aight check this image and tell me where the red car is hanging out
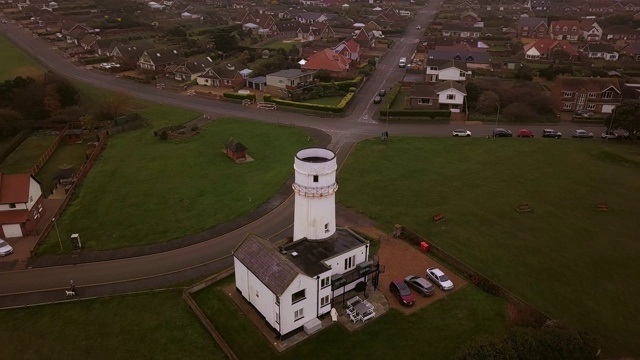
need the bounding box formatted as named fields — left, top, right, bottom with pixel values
left=389, top=280, right=416, bottom=306
left=517, top=129, right=534, bottom=138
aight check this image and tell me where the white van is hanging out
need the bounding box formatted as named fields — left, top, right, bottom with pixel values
left=399, top=57, right=407, bottom=68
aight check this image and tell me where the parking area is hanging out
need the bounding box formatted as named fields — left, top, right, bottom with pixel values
left=378, top=235, right=467, bottom=314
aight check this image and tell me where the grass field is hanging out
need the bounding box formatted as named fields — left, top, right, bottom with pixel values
left=303, top=96, right=344, bottom=106
left=0, top=132, right=56, bottom=174
left=0, top=34, right=45, bottom=80
left=37, top=114, right=314, bottom=254
left=262, top=40, right=297, bottom=51
left=193, top=281, right=507, bottom=359
left=35, top=142, right=89, bottom=195
left=336, top=137, right=640, bottom=357
left=0, top=291, right=225, bottom=360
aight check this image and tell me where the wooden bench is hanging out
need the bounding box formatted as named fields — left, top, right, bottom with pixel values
left=596, top=203, right=609, bottom=211
left=516, top=203, right=532, bottom=212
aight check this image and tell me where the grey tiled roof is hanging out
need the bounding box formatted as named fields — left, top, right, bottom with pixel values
left=234, top=233, right=300, bottom=296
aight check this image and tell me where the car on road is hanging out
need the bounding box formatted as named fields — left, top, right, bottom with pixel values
left=0, top=239, right=13, bottom=257
left=404, top=275, right=435, bottom=297
left=416, top=25, right=421, bottom=30
left=373, top=96, right=382, bottom=104
left=492, top=128, right=513, bottom=137
left=601, top=131, right=619, bottom=140
left=517, top=129, right=535, bottom=138
left=452, top=129, right=471, bottom=137
left=426, top=267, right=454, bottom=291
left=378, top=89, right=386, bottom=97
left=575, top=110, right=595, bottom=118
left=572, top=129, right=594, bottom=138
left=542, top=129, right=562, bottom=138
left=389, top=279, right=416, bottom=306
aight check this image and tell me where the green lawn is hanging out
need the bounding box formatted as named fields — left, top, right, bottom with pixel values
left=37, top=114, right=314, bottom=254
left=35, top=142, right=89, bottom=195
left=193, top=281, right=507, bottom=359
left=0, top=34, right=45, bottom=80
left=0, top=132, right=56, bottom=174
left=336, top=137, right=640, bottom=357
left=262, top=40, right=296, bottom=51
left=303, top=96, right=344, bottom=106
left=0, top=291, right=225, bottom=360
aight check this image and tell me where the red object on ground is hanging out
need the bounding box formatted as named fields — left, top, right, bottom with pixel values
left=420, top=242, right=429, bottom=253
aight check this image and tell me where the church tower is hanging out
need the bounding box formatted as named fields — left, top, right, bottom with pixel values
left=292, top=148, right=338, bottom=241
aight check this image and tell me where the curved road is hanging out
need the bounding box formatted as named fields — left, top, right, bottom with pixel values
left=0, top=0, right=603, bottom=306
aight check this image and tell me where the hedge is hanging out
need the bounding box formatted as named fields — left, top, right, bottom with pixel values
left=379, top=109, right=452, bottom=118
left=223, top=92, right=257, bottom=102
left=317, top=76, right=363, bottom=92
left=264, top=91, right=355, bottom=113
left=81, top=56, right=111, bottom=65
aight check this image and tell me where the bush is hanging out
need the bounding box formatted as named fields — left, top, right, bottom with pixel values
left=223, top=92, right=256, bottom=102
left=191, top=125, right=199, bottom=132
left=264, top=90, right=356, bottom=113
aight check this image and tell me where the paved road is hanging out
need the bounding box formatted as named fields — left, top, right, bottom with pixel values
left=0, top=1, right=605, bottom=306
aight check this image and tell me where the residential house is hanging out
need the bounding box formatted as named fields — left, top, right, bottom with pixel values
left=425, top=59, right=471, bottom=82
left=428, top=43, right=492, bottom=69
left=0, top=173, right=44, bottom=238
left=333, top=39, right=361, bottom=63
left=296, top=12, right=329, bottom=24
left=297, top=23, right=335, bottom=41
left=580, top=43, right=619, bottom=61
left=523, top=38, right=579, bottom=61
left=408, top=81, right=467, bottom=112
left=229, top=10, right=256, bottom=24
left=621, top=41, right=640, bottom=60
left=302, top=48, right=351, bottom=75
left=529, top=0, right=553, bottom=12
left=580, top=19, right=603, bottom=42
left=441, top=24, right=481, bottom=38
left=459, top=10, right=481, bottom=24
left=352, top=29, right=376, bottom=49
left=550, top=76, right=621, bottom=113
left=549, top=20, right=581, bottom=41
left=138, top=48, right=182, bottom=72
left=92, top=38, right=129, bottom=56
left=604, top=26, right=640, bottom=41
left=195, top=65, right=244, bottom=89
left=517, top=17, right=548, bottom=38
left=111, top=43, right=154, bottom=64
left=169, top=58, right=215, bottom=81
left=265, top=69, right=316, bottom=98
left=79, top=34, right=99, bottom=51
left=66, top=27, right=88, bottom=45
left=262, top=19, right=301, bottom=36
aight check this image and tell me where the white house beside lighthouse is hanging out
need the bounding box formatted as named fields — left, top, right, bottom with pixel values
left=233, top=147, right=379, bottom=337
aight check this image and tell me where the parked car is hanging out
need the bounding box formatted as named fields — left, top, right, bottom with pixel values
left=389, top=279, right=416, bottom=306
left=601, top=129, right=629, bottom=140
left=575, top=110, right=595, bottom=118
left=378, top=89, right=387, bottom=97
left=492, top=128, right=512, bottom=137
left=517, top=129, right=535, bottom=138
left=404, top=275, right=435, bottom=297
left=452, top=129, right=471, bottom=137
left=373, top=96, right=382, bottom=104
left=572, top=130, right=594, bottom=138
left=426, top=267, right=454, bottom=291
left=416, top=25, right=421, bottom=30
left=0, top=239, right=13, bottom=257
left=542, top=129, right=562, bottom=138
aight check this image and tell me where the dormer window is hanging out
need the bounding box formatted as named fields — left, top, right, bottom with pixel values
left=562, top=26, right=568, bottom=31
left=602, top=91, right=613, bottom=99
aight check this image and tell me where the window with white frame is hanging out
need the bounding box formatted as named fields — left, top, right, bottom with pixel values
left=344, top=255, right=356, bottom=270
left=418, top=98, right=432, bottom=105
left=562, top=91, right=573, bottom=98
left=294, top=308, right=304, bottom=321
left=602, top=91, right=613, bottom=99
left=588, top=92, right=596, bottom=98
left=562, top=102, right=573, bottom=109
left=459, top=71, right=467, bottom=78
left=447, top=94, right=455, bottom=100
left=292, top=289, right=306, bottom=304
left=587, top=103, right=596, bottom=110
left=320, top=295, right=330, bottom=307
left=429, top=66, right=438, bottom=71
left=320, top=277, right=330, bottom=289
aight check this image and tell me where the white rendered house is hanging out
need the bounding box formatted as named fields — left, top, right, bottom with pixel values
left=0, top=173, right=45, bottom=238
left=425, top=59, right=471, bottom=82
left=233, top=148, right=377, bottom=337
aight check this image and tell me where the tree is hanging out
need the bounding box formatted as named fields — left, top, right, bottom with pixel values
left=211, top=26, right=240, bottom=54
left=502, top=102, right=537, bottom=122
left=607, top=99, right=640, bottom=139
left=0, top=109, right=27, bottom=136
left=465, top=81, right=481, bottom=109
left=288, top=45, right=300, bottom=58
left=314, top=70, right=332, bottom=82
left=552, top=49, right=571, bottom=64
left=475, top=91, right=499, bottom=115
left=515, top=65, right=533, bottom=81
left=43, top=84, right=62, bottom=116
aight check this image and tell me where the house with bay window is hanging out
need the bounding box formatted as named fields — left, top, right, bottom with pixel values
left=550, top=77, right=621, bottom=114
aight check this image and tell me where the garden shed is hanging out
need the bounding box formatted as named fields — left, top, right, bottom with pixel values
left=224, top=137, right=249, bottom=162
left=64, top=128, right=83, bottom=144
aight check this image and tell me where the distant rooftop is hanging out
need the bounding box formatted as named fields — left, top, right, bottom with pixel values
left=283, top=228, right=368, bottom=277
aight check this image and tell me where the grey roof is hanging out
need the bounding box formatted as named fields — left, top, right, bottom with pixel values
left=233, top=233, right=300, bottom=296
left=441, top=23, right=481, bottom=32
left=268, top=69, right=315, bottom=79
left=282, top=228, right=367, bottom=277
left=427, top=59, right=468, bottom=71
left=247, top=76, right=267, bottom=84
left=581, top=43, right=617, bottom=53
left=434, top=80, right=467, bottom=95
left=518, top=17, right=547, bottom=28
left=410, top=84, right=437, bottom=98
left=428, top=50, right=491, bottom=64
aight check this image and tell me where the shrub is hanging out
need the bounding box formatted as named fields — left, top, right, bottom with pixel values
left=223, top=92, right=256, bottom=102
left=191, top=125, right=199, bottom=132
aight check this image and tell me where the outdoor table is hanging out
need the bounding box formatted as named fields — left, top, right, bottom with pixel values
left=354, top=302, right=369, bottom=316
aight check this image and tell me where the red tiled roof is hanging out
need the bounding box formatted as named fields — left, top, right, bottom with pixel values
left=523, top=39, right=578, bottom=56
left=0, top=173, right=31, bottom=204
left=0, top=209, right=28, bottom=225
left=302, top=48, right=351, bottom=72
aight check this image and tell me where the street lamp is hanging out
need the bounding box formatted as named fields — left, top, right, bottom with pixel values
left=495, top=102, right=500, bottom=128
left=52, top=217, right=63, bottom=251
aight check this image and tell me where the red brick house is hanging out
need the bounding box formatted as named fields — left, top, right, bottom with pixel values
left=517, top=17, right=548, bottom=38
left=549, top=20, right=581, bottom=41
left=523, top=39, right=578, bottom=62
left=459, top=10, right=481, bottom=24
left=550, top=77, right=622, bottom=114
left=301, top=48, right=351, bottom=75
left=333, top=39, right=361, bottom=63
left=195, top=66, right=245, bottom=89
left=352, top=28, right=376, bottom=49
left=0, top=173, right=45, bottom=238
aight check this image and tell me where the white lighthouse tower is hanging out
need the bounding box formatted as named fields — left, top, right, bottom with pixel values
left=292, top=148, right=338, bottom=241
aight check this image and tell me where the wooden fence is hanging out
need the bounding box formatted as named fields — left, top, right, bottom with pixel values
left=30, top=124, right=70, bottom=176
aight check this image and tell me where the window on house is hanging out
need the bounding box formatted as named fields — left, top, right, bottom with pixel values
left=275, top=312, right=280, bottom=324
left=562, top=91, right=573, bottom=98
left=447, top=94, right=455, bottom=100
left=588, top=92, right=596, bottom=98
left=344, top=255, right=356, bottom=270
left=602, top=91, right=613, bottom=99
left=292, top=289, right=306, bottom=304
left=459, top=71, right=467, bottom=78
left=275, top=296, right=280, bottom=305
left=294, top=308, right=304, bottom=321
left=563, top=102, right=573, bottom=109
left=313, top=175, right=319, bottom=182
left=278, top=79, right=284, bottom=84
left=562, top=26, right=568, bottom=31
left=320, top=277, right=330, bottom=289
left=587, top=103, right=596, bottom=110
left=324, top=223, right=329, bottom=233
left=418, top=98, right=432, bottom=105
left=429, top=66, right=438, bottom=71
left=320, top=295, right=330, bottom=307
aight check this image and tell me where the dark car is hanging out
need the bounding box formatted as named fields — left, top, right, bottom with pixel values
left=404, top=275, right=435, bottom=297
left=389, top=280, right=416, bottom=306
left=542, top=129, right=562, bottom=138
left=517, top=129, right=534, bottom=138
left=373, top=96, right=382, bottom=104
left=378, top=89, right=387, bottom=97
left=492, top=128, right=513, bottom=137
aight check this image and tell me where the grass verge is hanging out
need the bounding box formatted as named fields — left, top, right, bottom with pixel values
left=0, top=34, right=45, bottom=81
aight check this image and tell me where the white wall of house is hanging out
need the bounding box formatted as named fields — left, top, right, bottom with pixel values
left=323, top=246, right=369, bottom=276
left=525, top=48, right=541, bottom=59
left=266, top=75, right=300, bottom=89
left=2, top=224, right=23, bottom=238
left=27, top=177, right=42, bottom=211
left=234, top=258, right=280, bottom=328
left=0, top=203, right=26, bottom=211
left=437, top=89, right=466, bottom=112
left=438, top=67, right=469, bottom=81
left=278, top=273, right=318, bottom=335
left=601, top=104, right=616, bottom=113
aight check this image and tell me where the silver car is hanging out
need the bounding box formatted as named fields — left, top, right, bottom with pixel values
left=572, top=130, right=594, bottom=139
left=0, top=239, right=13, bottom=257
left=404, top=275, right=435, bottom=296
